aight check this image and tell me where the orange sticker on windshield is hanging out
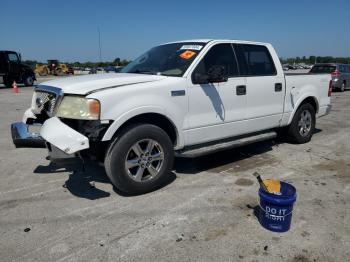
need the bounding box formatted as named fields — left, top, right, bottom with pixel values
left=179, top=50, right=196, bottom=59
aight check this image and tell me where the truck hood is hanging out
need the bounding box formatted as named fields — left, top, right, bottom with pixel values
left=38, top=73, right=167, bottom=95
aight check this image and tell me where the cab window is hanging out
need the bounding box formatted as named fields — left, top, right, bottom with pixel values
left=8, top=53, right=19, bottom=63
left=192, top=43, right=239, bottom=81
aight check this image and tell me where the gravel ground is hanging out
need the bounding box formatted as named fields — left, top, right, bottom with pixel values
left=0, top=79, right=349, bottom=262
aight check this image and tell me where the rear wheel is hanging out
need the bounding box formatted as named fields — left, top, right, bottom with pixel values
left=287, top=103, right=315, bottom=144
left=104, top=124, right=174, bottom=195
left=39, top=69, right=48, bottom=76
left=56, top=68, right=64, bottom=76
left=23, top=75, right=34, bottom=86
left=340, top=82, right=346, bottom=92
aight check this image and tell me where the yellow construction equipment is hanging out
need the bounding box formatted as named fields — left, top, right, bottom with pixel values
left=35, top=60, right=73, bottom=76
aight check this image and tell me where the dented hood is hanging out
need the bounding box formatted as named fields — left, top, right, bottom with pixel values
left=38, top=73, right=167, bottom=95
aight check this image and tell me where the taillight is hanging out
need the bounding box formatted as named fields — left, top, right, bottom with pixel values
left=331, top=70, right=341, bottom=78
left=328, top=80, right=332, bottom=97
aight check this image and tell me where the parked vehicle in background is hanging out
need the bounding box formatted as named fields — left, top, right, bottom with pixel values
left=115, top=66, right=124, bottom=72
left=11, top=39, right=332, bottom=194
left=310, top=63, right=350, bottom=92
left=88, top=67, right=105, bottom=74
left=0, top=50, right=36, bottom=88
left=104, top=65, right=117, bottom=73
left=287, top=65, right=297, bottom=70
left=282, top=64, right=290, bottom=71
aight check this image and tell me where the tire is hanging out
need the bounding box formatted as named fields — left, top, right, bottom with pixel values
left=56, top=69, right=64, bottom=76
left=104, top=123, right=174, bottom=195
left=3, top=77, right=13, bottom=88
left=340, top=82, right=346, bottom=92
left=39, top=70, right=48, bottom=76
left=23, top=75, right=34, bottom=86
left=287, top=103, right=316, bottom=144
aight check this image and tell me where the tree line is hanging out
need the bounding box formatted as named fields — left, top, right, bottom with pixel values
left=22, top=58, right=131, bottom=69
left=280, top=56, right=350, bottom=65
left=22, top=56, right=350, bottom=70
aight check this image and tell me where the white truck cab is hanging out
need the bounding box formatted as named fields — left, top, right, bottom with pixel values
left=11, top=39, right=332, bottom=194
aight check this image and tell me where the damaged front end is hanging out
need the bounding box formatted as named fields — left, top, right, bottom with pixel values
left=11, top=85, right=110, bottom=162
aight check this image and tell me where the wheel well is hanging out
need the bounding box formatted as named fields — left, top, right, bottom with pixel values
left=117, top=113, right=178, bottom=146
left=301, top=97, right=318, bottom=113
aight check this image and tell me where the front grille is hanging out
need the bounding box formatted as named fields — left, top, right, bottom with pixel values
left=35, top=91, right=57, bottom=116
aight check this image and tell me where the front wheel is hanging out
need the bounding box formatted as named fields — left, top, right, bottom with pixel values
left=23, top=75, right=34, bottom=86
left=104, top=124, right=174, bottom=195
left=287, top=103, right=316, bottom=144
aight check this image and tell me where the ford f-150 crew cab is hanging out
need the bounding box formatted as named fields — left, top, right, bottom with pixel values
left=11, top=39, right=332, bottom=194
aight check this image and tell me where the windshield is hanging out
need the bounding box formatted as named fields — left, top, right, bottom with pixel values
left=121, top=42, right=207, bottom=77
left=310, top=65, right=336, bottom=73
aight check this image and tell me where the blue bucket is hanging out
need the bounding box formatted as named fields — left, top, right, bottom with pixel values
left=258, top=182, right=297, bottom=232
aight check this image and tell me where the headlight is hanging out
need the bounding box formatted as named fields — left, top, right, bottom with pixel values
left=56, top=96, right=100, bottom=120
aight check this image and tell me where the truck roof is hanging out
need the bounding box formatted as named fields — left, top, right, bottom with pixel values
left=164, top=39, right=269, bottom=46
left=0, top=50, right=18, bottom=53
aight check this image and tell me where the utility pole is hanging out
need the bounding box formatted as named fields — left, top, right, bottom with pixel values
left=98, top=27, right=102, bottom=62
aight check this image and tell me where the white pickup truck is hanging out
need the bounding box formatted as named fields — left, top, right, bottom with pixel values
left=11, top=39, right=332, bottom=194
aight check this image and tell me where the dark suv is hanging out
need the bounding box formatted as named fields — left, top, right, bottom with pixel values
left=0, top=51, right=36, bottom=88
left=310, top=63, right=350, bottom=92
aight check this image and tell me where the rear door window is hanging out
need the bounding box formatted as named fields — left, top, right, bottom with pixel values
left=234, top=44, right=276, bottom=76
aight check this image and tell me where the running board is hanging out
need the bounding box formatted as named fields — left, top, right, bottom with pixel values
left=175, top=131, right=277, bottom=158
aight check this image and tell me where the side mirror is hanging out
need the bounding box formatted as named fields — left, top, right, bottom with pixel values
left=192, top=65, right=228, bottom=85
left=207, top=65, right=228, bottom=83
left=193, top=72, right=209, bottom=85
left=19, top=53, right=22, bottom=62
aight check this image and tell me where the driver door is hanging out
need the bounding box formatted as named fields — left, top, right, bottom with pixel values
left=185, top=43, right=247, bottom=146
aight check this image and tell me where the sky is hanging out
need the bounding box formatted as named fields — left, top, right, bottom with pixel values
left=1, top=0, right=349, bottom=62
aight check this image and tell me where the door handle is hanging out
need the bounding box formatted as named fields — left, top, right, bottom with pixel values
left=236, top=85, right=246, bottom=96
left=275, top=83, right=283, bottom=92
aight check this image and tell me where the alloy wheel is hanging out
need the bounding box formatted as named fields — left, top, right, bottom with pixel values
left=298, top=110, right=312, bottom=137
left=125, top=139, right=164, bottom=182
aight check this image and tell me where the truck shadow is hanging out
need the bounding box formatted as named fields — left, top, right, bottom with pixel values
left=34, top=160, right=177, bottom=199
left=34, top=161, right=112, bottom=199
left=174, top=140, right=277, bottom=174
left=33, top=129, right=322, bottom=198
left=175, top=128, right=322, bottom=174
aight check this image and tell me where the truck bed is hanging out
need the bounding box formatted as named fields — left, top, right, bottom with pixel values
left=282, top=73, right=331, bottom=125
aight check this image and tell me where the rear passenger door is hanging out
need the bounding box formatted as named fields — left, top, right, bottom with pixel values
left=234, top=44, right=285, bottom=131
